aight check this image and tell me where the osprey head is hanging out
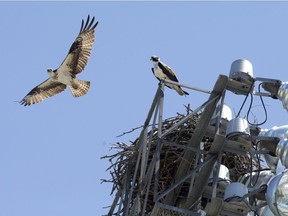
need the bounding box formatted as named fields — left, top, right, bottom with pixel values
left=150, top=55, right=160, bottom=62
left=47, top=68, right=56, bottom=77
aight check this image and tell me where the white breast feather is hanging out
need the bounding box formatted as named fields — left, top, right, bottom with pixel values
left=57, top=66, right=73, bottom=86
left=154, top=68, right=167, bottom=80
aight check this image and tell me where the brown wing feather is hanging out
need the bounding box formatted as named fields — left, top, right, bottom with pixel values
left=20, top=78, right=67, bottom=106
left=158, top=61, right=189, bottom=96
left=59, top=15, right=98, bottom=76
left=158, top=61, right=179, bottom=82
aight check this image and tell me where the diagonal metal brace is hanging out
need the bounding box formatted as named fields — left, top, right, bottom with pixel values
left=163, top=74, right=229, bottom=205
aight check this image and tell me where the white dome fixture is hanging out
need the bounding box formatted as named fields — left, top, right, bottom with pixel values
left=210, top=103, right=232, bottom=127
left=209, top=164, right=230, bottom=183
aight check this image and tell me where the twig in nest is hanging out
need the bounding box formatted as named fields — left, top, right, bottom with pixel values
left=116, top=123, right=162, bottom=138
left=116, top=125, right=144, bottom=137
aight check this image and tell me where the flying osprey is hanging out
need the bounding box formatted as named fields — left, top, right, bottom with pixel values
left=20, top=15, right=98, bottom=106
left=150, top=56, right=189, bottom=96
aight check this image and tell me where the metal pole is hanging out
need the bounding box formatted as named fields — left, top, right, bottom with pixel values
left=183, top=134, right=226, bottom=210
left=123, top=85, right=163, bottom=215
left=211, top=91, right=226, bottom=199
left=156, top=155, right=217, bottom=202
left=164, top=75, right=228, bottom=205
left=163, top=79, right=211, bottom=94
left=154, top=81, right=165, bottom=199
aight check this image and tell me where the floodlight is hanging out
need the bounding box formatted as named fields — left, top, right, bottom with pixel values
left=266, top=170, right=288, bottom=216
left=210, top=104, right=232, bottom=126
left=239, top=170, right=274, bottom=189
left=209, top=164, right=230, bottom=183
left=257, top=205, right=274, bottom=216
left=224, top=182, right=248, bottom=202
left=226, top=118, right=250, bottom=140
left=261, top=125, right=288, bottom=139
left=217, top=164, right=230, bottom=181
left=261, top=79, right=282, bottom=99
left=219, top=104, right=233, bottom=121
left=259, top=126, right=288, bottom=170
left=278, top=82, right=288, bottom=111
left=264, top=154, right=279, bottom=171
left=229, top=59, right=254, bottom=86
left=276, top=139, right=288, bottom=168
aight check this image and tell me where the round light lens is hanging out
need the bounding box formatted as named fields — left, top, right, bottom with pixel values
left=266, top=170, right=288, bottom=216
left=277, top=170, right=288, bottom=215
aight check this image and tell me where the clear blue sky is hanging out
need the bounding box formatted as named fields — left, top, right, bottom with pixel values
left=1, top=2, right=288, bottom=216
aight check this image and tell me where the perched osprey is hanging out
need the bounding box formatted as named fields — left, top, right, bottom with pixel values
left=150, top=56, right=189, bottom=96
left=20, top=15, right=98, bottom=106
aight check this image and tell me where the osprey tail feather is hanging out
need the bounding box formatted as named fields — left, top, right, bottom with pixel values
left=175, top=86, right=189, bottom=96
left=70, top=79, right=90, bottom=97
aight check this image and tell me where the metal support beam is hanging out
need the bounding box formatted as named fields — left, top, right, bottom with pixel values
left=226, top=78, right=252, bottom=95
left=183, top=134, right=226, bottom=210
left=154, top=81, right=165, bottom=200
left=152, top=202, right=202, bottom=216
left=135, top=85, right=163, bottom=150
left=122, top=84, right=163, bottom=215
left=155, top=155, right=217, bottom=202
left=159, top=94, right=220, bottom=139
left=163, top=79, right=211, bottom=94
left=163, top=74, right=229, bottom=205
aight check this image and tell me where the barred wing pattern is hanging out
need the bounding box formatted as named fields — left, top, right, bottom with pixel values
left=20, top=79, right=67, bottom=106
left=60, top=15, right=98, bottom=76
left=20, top=15, right=98, bottom=106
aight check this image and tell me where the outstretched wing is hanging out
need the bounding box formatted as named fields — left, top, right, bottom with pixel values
left=20, top=78, right=67, bottom=106
left=58, top=15, right=98, bottom=77
left=158, top=61, right=180, bottom=82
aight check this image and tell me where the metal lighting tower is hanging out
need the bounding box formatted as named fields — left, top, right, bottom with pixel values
left=105, top=59, right=288, bottom=216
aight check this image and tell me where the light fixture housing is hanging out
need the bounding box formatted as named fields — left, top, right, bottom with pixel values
left=226, top=117, right=250, bottom=140
left=277, top=82, right=288, bottom=111
left=261, top=125, right=288, bottom=139
left=257, top=205, right=275, bottom=216
left=224, top=182, right=248, bottom=202
left=276, top=139, right=288, bottom=168
left=209, top=164, right=230, bottom=183
left=229, top=59, right=254, bottom=86
left=210, top=104, right=232, bottom=126
left=266, top=170, right=288, bottom=216
left=264, top=154, right=279, bottom=171
left=259, top=126, right=288, bottom=170
left=239, top=170, right=274, bottom=189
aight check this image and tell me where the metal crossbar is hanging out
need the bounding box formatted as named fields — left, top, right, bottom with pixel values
left=162, top=79, right=211, bottom=94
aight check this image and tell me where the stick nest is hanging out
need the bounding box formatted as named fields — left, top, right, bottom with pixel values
left=101, top=107, right=259, bottom=215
